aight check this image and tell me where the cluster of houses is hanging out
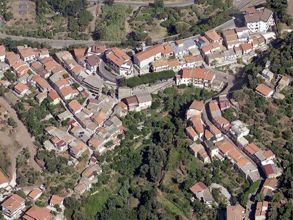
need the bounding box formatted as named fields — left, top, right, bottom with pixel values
left=100, top=6, right=276, bottom=80
left=0, top=176, right=65, bottom=220
left=255, top=62, right=291, bottom=99
left=185, top=94, right=282, bottom=217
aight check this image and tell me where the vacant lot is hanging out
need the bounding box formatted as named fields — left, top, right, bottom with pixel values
left=6, top=0, right=36, bottom=26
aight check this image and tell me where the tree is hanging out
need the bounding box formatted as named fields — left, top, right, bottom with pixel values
left=7, top=117, right=17, bottom=128
left=154, top=0, right=164, bottom=8
left=104, top=0, right=114, bottom=6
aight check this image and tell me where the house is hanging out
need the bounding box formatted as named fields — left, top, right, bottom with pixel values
left=213, top=116, right=230, bottom=132
left=184, top=55, right=204, bottom=68
left=208, top=101, right=221, bottom=119
left=170, top=39, right=197, bottom=58
left=28, top=188, right=43, bottom=201
left=49, top=195, right=64, bottom=207
left=218, top=95, right=231, bottom=111
left=201, top=42, right=221, bottom=55
left=88, top=43, right=106, bottom=55
left=226, top=204, right=245, bottom=220
left=277, top=75, right=291, bottom=91
left=91, top=111, right=106, bottom=127
left=133, top=43, right=173, bottom=69
left=81, top=164, right=102, bottom=181
left=105, top=47, right=133, bottom=77
left=113, top=101, right=128, bottom=117
left=23, top=206, right=52, bottom=220
left=229, top=120, right=250, bottom=141
left=255, top=83, right=274, bottom=98
left=208, top=124, right=223, bottom=142
left=69, top=141, right=87, bottom=158
left=190, top=182, right=214, bottom=207
left=235, top=27, right=250, bottom=39
left=0, top=45, right=6, bottom=62
left=68, top=100, right=83, bottom=114
left=85, top=55, right=100, bottom=72
left=1, top=194, right=26, bottom=218
left=240, top=43, right=253, bottom=54
left=73, top=48, right=87, bottom=65
left=260, top=178, right=278, bottom=200
left=74, top=178, right=92, bottom=195
left=35, top=48, right=50, bottom=59
left=186, top=126, right=198, bottom=141
left=176, top=68, right=215, bottom=88
left=186, top=100, right=204, bottom=119
left=190, top=116, right=204, bottom=137
left=255, top=201, right=269, bottom=220
left=30, top=75, right=52, bottom=92
left=244, top=7, right=274, bottom=33
left=123, top=96, right=139, bottom=112
left=0, top=169, right=9, bottom=189
left=17, top=46, right=36, bottom=62
left=14, top=82, right=29, bottom=97
left=262, top=163, right=282, bottom=178
left=59, top=86, right=79, bottom=100
left=50, top=136, right=68, bottom=152
left=47, top=89, right=61, bottom=105
left=151, top=59, right=181, bottom=72
left=35, top=91, right=47, bottom=104
left=136, top=92, right=152, bottom=111
left=204, top=30, right=222, bottom=43
left=222, top=29, right=240, bottom=49
left=189, top=142, right=210, bottom=164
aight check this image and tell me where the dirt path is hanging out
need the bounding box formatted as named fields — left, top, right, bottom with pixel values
left=288, top=0, right=293, bottom=18
left=0, top=97, right=42, bottom=173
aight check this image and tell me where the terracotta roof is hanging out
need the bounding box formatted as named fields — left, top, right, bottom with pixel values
left=88, top=137, right=102, bottom=150
left=0, top=169, right=9, bottom=185
left=106, top=47, right=130, bottom=67
left=23, top=206, right=52, bottom=220
left=226, top=204, right=245, bottom=220
left=73, top=48, right=87, bottom=59
left=214, top=116, right=230, bottom=126
left=17, top=46, right=36, bottom=59
left=204, top=129, right=214, bottom=140
left=135, top=43, right=172, bottom=61
left=240, top=43, right=253, bottom=51
left=91, top=111, right=106, bottom=125
left=255, top=201, right=269, bottom=217
left=245, top=143, right=260, bottom=155
left=236, top=157, right=250, bottom=167
left=86, top=55, right=100, bottom=67
left=14, top=82, right=29, bottom=93
left=47, top=90, right=60, bottom=101
left=60, top=86, right=78, bottom=98
left=204, top=30, right=221, bottom=42
left=190, top=117, right=204, bottom=134
left=55, top=79, right=70, bottom=89
left=184, top=55, right=203, bottom=63
left=255, top=84, right=273, bottom=97
left=180, top=68, right=215, bottom=81
left=217, top=140, right=234, bottom=154
left=190, top=182, right=208, bottom=194
left=49, top=195, right=63, bottom=206
left=263, top=178, right=278, bottom=190
left=208, top=124, right=221, bottom=136
left=201, top=42, right=220, bottom=53
left=228, top=149, right=243, bottom=162
left=1, top=194, right=25, bottom=214
left=0, top=45, right=6, bottom=56
left=28, top=188, right=42, bottom=200
left=209, top=101, right=220, bottom=112
left=186, top=126, right=197, bottom=138
left=68, top=100, right=82, bottom=113
left=262, top=164, right=274, bottom=176
left=124, top=96, right=138, bottom=106
left=189, top=100, right=204, bottom=111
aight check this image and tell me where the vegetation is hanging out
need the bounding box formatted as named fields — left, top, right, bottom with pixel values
left=94, top=4, right=131, bottom=41
left=64, top=86, right=248, bottom=219
left=233, top=32, right=293, bottom=219
left=121, top=70, right=175, bottom=88
left=267, top=0, right=292, bottom=25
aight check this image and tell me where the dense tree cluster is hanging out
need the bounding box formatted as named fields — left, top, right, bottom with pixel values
left=121, top=70, right=175, bottom=88
left=267, top=0, right=292, bottom=25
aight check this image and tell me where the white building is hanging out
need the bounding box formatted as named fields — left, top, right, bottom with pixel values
left=244, top=7, right=275, bottom=33
left=230, top=120, right=250, bottom=140
left=176, top=68, right=215, bottom=88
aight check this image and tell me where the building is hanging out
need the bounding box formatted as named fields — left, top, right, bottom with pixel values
left=85, top=55, right=100, bottom=72
left=0, top=169, right=9, bottom=189
left=186, top=100, right=204, bottom=119
left=133, top=43, right=173, bottom=69
left=1, top=194, right=26, bottom=218
left=255, top=83, right=274, bottom=98
left=262, top=163, right=282, bottom=178
left=190, top=182, right=214, bottom=207
left=47, top=89, right=61, bottom=105
left=176, top=68, right=215, bottom=88
left=28, top=188, right=43, bottom=201
left=183, top=55, right=204, bottom=68
left=14, top=82, right=29, bottom=97
left=226, top=204, right=245, bottom=220
left=240, top=43, right=253, bottom=55
left=260, top=178, right=278, bottom=200
left=69, top=141, right=87, bottom=158
left=17, top=46, right=36, bottom=62
left=203, top=30, right=222, bottom=43
left=208, top=101, right=221, bottom=119
left=105, top=48, right=133, bottom=77
left=151, top=59, right=180, bottom=72
left=190, top=116, right=204, bottom=139
left=222, top=29, right=241, bottom=49
left=255, top=201, right=269, bottom=220
left=0, top=45, right=6, bottom=62
left=170, top=39, right=197, bottom=58
left=23, top=206, right=52, bottom=220
left=244, top=7, right=274, bottom=33
left=230, top=120, right=250, bottom=141
left=49, top=195, right=64, bottom=207
left=136, top=92, right=152, bottom=111
left=68, top=100, right=83, bottom=115
left=186, top=126, right=198, bottom=141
